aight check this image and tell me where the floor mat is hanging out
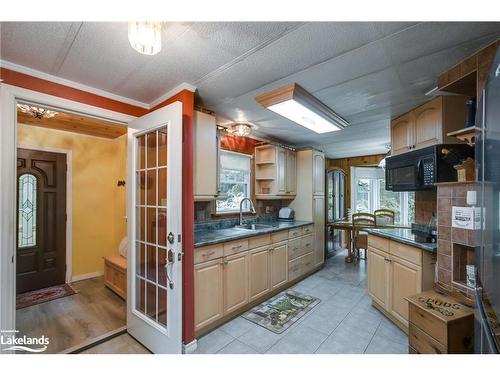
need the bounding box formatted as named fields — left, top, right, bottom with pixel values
left=16, top=284, right=77, bottom=310
left=242, top=290, right=320, bottom=334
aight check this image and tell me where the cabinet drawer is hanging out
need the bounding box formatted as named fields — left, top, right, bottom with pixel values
left=409, top=303, right=447, bottom=345
left=248, top=234, right=271, bottom=249
left=288, top=227, right=303, bottom=238
left=288, top=258, right=302, bottom=281
left=302, top=225, right=313, bottom=235
left=194, top=244, right=223, bottom=264
left=302, top=253, right=315, bottom=273
left=288, top=238, right=302, bottom=260
left=301, top=234, right=314, bottom=255
left=271, top=230, right=288, bottom=243
left=223, top=239, right=249, bottom=256
left=409, top=323, right=447, bottom=354
left=390, top=241, right=422, bottom=266
left=368, top=235, right=389, bottom=252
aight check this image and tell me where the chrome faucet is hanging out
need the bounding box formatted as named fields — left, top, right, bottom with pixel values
left=239, top=197, right=256, bottom=225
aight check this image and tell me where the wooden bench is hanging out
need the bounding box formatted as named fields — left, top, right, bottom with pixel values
left=103, top=255, right=127, bottom=300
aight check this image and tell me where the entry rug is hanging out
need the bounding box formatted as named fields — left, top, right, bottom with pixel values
left=16, top=284, right=76, bottom=310
left=242, top=290, right=320, bottom=334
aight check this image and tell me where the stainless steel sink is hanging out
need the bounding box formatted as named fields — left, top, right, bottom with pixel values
left=233, top=223, right=274, bottom=231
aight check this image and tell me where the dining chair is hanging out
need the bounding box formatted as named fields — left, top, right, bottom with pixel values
left=374, top=208, right=395, bottom=226
left=352, top=212, right=376, bottom=261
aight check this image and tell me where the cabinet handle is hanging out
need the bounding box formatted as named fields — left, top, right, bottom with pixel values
left=232, top=245, right=242, bottom=250
left=203, top=251, right=215, bottom=257
left=223, top=260, right=228, bottom=266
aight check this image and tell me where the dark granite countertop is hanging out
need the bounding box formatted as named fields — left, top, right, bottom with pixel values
left=195, top=220, right=313, bottom=248
left=365, top=228, right=437, bottom=253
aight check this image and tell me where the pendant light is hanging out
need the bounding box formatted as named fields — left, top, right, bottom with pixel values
left=128, top=22, right=163, bottom=56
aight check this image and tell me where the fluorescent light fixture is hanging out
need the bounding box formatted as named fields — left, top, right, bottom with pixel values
left=256, top=83, right=349, bottom=134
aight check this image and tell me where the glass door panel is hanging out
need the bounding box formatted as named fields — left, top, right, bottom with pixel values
left=135, top=128, right=169, bottom=329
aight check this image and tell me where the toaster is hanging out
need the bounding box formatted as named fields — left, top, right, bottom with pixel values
left=278, top=207, right=295, bottom=222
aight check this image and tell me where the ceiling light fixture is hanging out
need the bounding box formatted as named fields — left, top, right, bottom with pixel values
left=255, top=83, right=349, bottom=134
left=17, top=104, right=58, bottom=119
left=229, top=123, right=251, bottom=137
left=128, top=21, right=162, bottom=56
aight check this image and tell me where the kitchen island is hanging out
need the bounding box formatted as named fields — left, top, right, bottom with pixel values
left=365, top=228, right=437, bottom=333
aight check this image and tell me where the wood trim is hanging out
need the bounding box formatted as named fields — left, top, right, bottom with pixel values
left=255, top=83, right=296, bottom=108
left=1, top=68, right=148, bottom=117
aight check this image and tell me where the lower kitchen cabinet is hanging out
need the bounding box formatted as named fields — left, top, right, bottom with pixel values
left=367, top=234, right=435, bottom=330
left=194, top=259, right=224, bottom=331
left=249, top=246, right=271, bottom=302
left=270, top=243, right=288, bottom=290
left=223, top=252, right=249, bottom=314
left=367, top=247, right=390, bottom=309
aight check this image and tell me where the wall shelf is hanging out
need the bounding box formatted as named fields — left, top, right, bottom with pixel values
left=447, top=126, right=480, bottom=146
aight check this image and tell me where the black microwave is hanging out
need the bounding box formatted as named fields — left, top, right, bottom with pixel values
left=385, top=144, right=473, bottom=192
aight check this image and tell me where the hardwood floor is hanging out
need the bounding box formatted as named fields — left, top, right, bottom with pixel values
left=16, top=276, right=126, bottom=354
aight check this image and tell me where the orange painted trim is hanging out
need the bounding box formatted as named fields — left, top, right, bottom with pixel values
left=0, top=68, right=148, bottom=117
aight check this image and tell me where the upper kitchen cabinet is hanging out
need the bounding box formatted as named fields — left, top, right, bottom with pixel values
left=312, top=150, right=325, bottom=196
left=194, top=111, right=220, bottom=200
left=390, top=96, right=466, bottom=156
left=255, top=144, right=296, bottom=200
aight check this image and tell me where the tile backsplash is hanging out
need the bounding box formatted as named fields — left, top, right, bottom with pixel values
left=415, top=190, right=437, bottom=225
left=195, top=199, right=287, bottom=223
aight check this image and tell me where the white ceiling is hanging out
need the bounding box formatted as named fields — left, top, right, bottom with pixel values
left=1, top=22, right=500, bottom=158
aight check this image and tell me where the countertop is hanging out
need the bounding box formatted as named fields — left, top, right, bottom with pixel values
left=365, top=228, right=437, bottom=253
left=194, top=220, right=313, bottom=248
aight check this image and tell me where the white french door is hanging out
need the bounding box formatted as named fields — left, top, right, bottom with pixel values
left=126, top=101, right=183, bottom=354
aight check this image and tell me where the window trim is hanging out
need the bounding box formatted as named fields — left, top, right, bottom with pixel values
left=215, top=150, right=253, bottom=214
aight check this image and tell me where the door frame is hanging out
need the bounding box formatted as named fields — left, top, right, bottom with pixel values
left=0, top=83, right=135, bottom=337
left=17, top=143, right=73, bottom=283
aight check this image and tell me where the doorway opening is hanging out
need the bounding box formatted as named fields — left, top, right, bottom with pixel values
left=15, top=103, right=132, bottom=353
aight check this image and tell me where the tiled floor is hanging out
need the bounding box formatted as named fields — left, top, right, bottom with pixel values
left=192, top=250, right=408, bottom=354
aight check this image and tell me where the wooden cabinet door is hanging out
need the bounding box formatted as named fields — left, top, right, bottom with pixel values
left=391, top=113, right=413, bottom=155
left=367, top=247, right=390, bottom=309
left=249, top=246, right=271, bottom=302
left=194, top=111, right=218, bottom=200
left=286, top=150, right=297, bottom=196
left=313, top=196, right=325, bottom=266
left=413, top=97, right=442, bottom=150
left=389, top=256, right=422, bottom=327
left=276, top=147, right=287, bottom=195
left=312, top=151, right=325, bottom=195
left=223, top=252, right=249, bottom=314
left=194, top=259, right=224, bottom=331
left=270, top=243, right=288, bottom=290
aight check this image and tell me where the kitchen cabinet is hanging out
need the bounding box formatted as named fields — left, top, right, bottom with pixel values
left=249, top=246, right=271, bottom=302
left=270, top=243, right=288, bottom=290
left=255, top=145, right=297, bottom=199
left=367, top=247, right=390, bottom=309
left=367, top=234, right=435, bottom=330
left=194, top=110, right=220, bottom=200
left=194, top=259, right=224, bottom=331
left=390, top=96, right=466, bottom=156
left=223, top=252, right=249, bottom=315
left=312, top=150, right=325, bottom=196
left=313, top=195, right=325, bottom=267
left=391, top=113, right=413, bottom=155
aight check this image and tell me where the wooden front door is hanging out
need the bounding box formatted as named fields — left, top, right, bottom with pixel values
left=16, top=148, right=67, bottom=293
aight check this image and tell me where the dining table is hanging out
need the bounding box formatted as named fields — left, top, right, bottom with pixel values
left=328, top=220, right=410, bottom=263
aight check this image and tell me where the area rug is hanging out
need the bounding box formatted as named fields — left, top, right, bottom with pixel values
left=242, top=290, right=320, bottom=334
left=16, top=284, right=77, bottom=310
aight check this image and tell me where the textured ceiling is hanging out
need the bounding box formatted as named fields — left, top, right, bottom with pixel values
left=2, top=22, right=500, bottom=158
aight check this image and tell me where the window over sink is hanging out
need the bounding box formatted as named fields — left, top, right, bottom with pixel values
left=216, top=150, right=252, bottom=213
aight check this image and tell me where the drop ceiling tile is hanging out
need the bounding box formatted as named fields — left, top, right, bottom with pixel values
left=0, top=22, right=75, bottom=73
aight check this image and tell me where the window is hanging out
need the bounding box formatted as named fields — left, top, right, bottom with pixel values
left=216, top=151, right=252, bottom=213
left=351, top=167, right=415, bottom=225
left=18, top=173, right=37, bottom=248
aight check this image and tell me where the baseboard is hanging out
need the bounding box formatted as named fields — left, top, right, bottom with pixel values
left=183, top=339, right=198, bottom=354
left=71, top=271, right=104, bottom=282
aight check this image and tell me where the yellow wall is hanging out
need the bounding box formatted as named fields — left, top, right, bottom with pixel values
left=17, top=124, right=127, bottom=278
